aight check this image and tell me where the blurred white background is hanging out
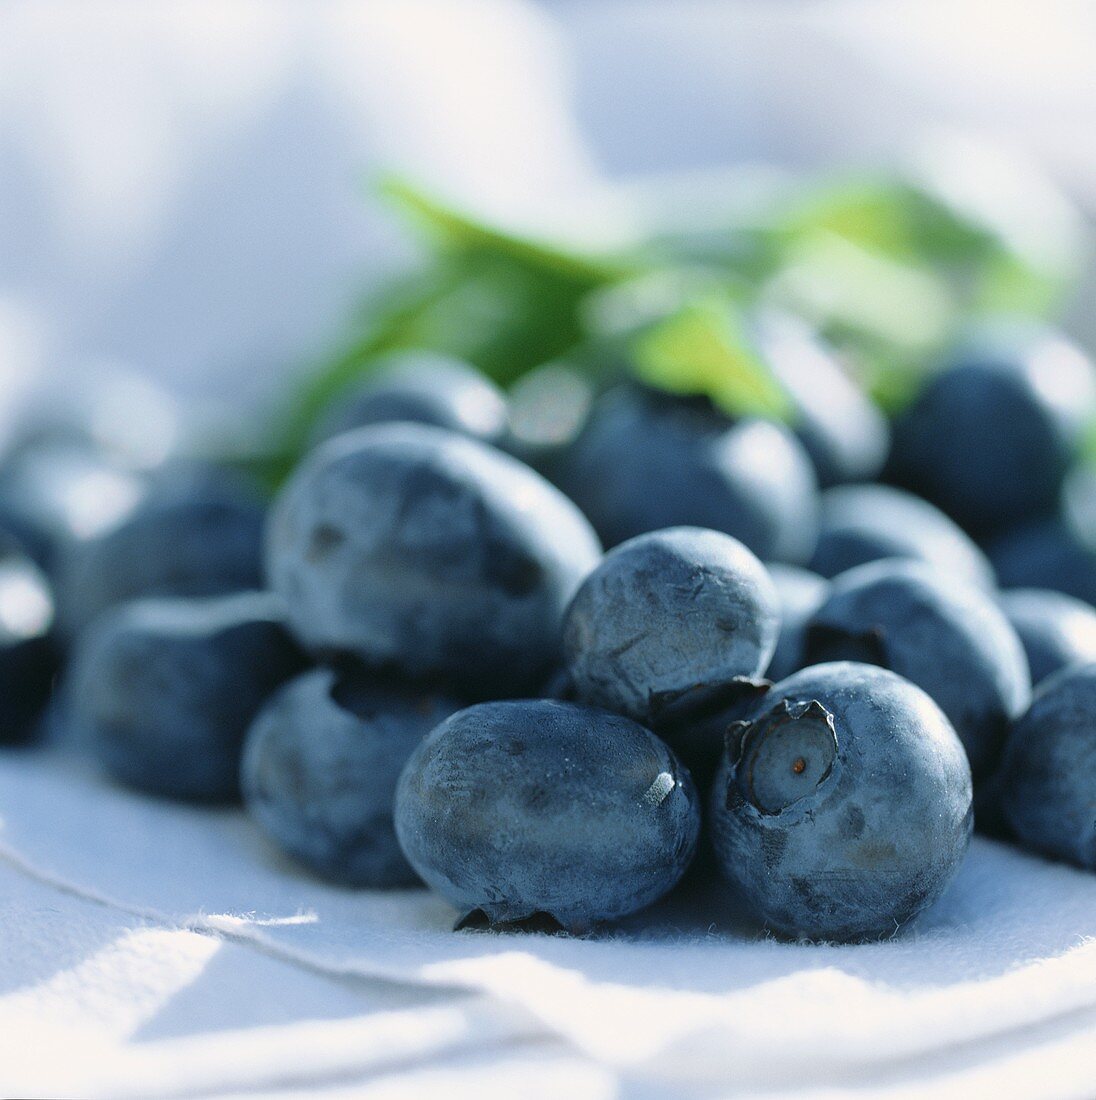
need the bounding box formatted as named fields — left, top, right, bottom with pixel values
left=1, top=0, right=1095, bottom=416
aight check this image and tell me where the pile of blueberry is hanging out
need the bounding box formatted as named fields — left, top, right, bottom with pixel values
left=4, top=327, right=1096, bottom=943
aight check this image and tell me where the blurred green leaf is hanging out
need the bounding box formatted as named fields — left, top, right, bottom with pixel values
left=776, top=178, right=927, bottom=258
left=271, top=177, right=642, bottom=466
left=765, top=231, right=954, bottom=355
left=271, top=262, right=467, bottom=466
left=772, top=172, right=1073, bottom=316
left=260, top=161, right=1086, bottom=486
left=1081, top=418, right=1096, bottom=468
left=974, top=250, right=1065, bottom=318
left=377, top=174, right=631, bottom=283
left=582, top=267, right=750, bottom=340
left=846, top=344, right=928, bottom=415
left=631, top=299, right=793, bottom=421
left=751, top=170, right=1078, bottom=411
left=352, top=177, right=641, bottom=385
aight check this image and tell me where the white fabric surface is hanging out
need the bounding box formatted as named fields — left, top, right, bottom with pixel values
left=3, top=746, right=1095, bottom=1098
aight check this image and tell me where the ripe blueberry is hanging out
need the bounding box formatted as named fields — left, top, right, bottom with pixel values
left=243, top=667, right=461, bottom=886
left=68, top=592, right=306, bottom=801
left=394, top=699, right=700, bottom=931
left=564, top=527, right=778, bottom=723
left=266, top=423, right=601, bottom=697
left=709, top=662, right=972, bottom=941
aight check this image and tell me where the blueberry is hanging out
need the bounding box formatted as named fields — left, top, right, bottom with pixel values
left=563, top=527, right=778, bottom=723
left=755, top=312, right=890, bottom=487
left=0, top=440, right=146, bottom=573
left=709, top=662, right=972, bottom=941
left=809, top=484, right=995, bottom=588
left=988, top=518, right=1096, bottom=607
left=765, top=564, right=830, bottom=682
left=313, top=352, right=508, bottom=446
left=394, top=699, right=701, bottom=931
left=56, top=465, right=266, bottom=636
left=556, top=385, right=819, bottom=563
left=999, top=589, right=1096, bottom=685
left=887, top=325, right=1096, bottom=534
left=646, top=677, right=772, bottom=797
left=68, top=592, right=306, bottom=801
left=501, top=364, right=594, bottom=484
left=5, top=368, right=179, bottom=473
left=267, top=423, right=601, bottom=697
left=242, top=668, right=461, bottom=886
left=0, top=503, right=57, bottom=573
left=998, top=662, right=1096, bottom=870
left=804, top=560, right=1030, bottom=783
left=537, top=665, right=576, bottom=701
left=0, top=539, right=59, bottom=742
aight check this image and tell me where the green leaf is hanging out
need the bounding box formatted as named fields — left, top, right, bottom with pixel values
left=263, top=165, right=1084, bottom=488
left=271, top=262, right=469, bottom=462
left=1081, top=417, right=1096, bottom=468
left=765, top=231, right=954, bottom=354
left=848, top=346, right=928, bottom=415
left=775, top=178, right=927, bottom=258
left=772, top=172, right=1074, bottom=318
left=631, top=299, right=793, bottom=421
left=376, top=174, right=634, bottom=283
left=266, top=177, right=642, bottom=474
left=582, top=267, right=751, bottom=340
left=974, top=250, right=1065, bottom=318
left=351, top=178, right=642, bottom=388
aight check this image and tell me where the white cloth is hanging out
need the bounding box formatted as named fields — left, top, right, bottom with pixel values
left=2, top=747, right=1095, bottom=1098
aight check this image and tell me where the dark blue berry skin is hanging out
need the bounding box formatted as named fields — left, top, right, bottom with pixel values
left=68, top=592, right=307, bottom=801
left=563, top=527, right=778, bottom=723
left=809, top=484, right=995, bottom=589
left=755, top=313, right=890, bottom=488
left=557, top=385, right=819, bottom=563
left=648, top=678, right=772, bottom=798
left=0, top=369, right=178, bottom=474
left=1000, top=589, right=1096, bottom=686
left=709, top=662, right=973, bottom=942
left=0, top=540, right=60, bottom=742
left=0, top=441, right=146, bottom=573
left=56, top=465, right=266, bottom=636
left=313, top=352, right=508, bottom=447
left=242, top=668, right=461, bottom=887
left=394, top=699, right=701, bottom=931
left=887, top=328, right=1096, bottom=534
left=988, top=519, right=1096, bottom=608
left=0, top=504, right=56, bottom=573
left=804, top=560, right=1030, bottom=784
left=998, top=662, right=1096, bottom=870
left=267, top=423, right=601, bottom=698
left=500, top=365, right=594, bottom=485
left=537, top=665, right=576, bottom=702
left=765, top=564, right=830, bottom=683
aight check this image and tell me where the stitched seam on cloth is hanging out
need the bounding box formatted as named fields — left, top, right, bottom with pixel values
left=429, top=951, right=1096, bottom=1080
left=0, top=844, right=576, bottom=1099
left=4, top=836, right=1096, bottom=1084
left=0, top=839, right=477, bottom=1000
left=666, top=1004, right=1096, bottom=1098
left=180, top=1035, right=581, bottom=1100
